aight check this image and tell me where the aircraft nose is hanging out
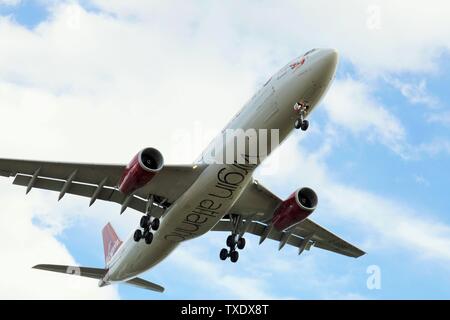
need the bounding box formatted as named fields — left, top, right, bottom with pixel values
left=297, top=49, right=338, bottom=105
left=311, top=48, right=338, bottom=84
left=319, top=48, right=338, bottom=73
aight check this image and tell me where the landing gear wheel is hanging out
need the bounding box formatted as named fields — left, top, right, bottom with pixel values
left=226, top=235, right=235, bottom=248
left=144, top=231, right=153, bottom=245
left=151, top=218, right=160, bottom=231
left=133, top=229, right=142, bottom=242
left=220, top=248, right=228, bottom=261
left=230, top=250, right=239, bottom=263
left=294, top=118, right=302, bottom=129
left=237, top=237, right=246, bottom=250
left=301, top=119, right=309, bottom=131
left=140, top=215, right=149, bottom=228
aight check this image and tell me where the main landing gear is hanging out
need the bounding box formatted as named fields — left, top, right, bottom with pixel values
left=220, top=234, right=246, bottom=263
left=293, top=102, right=309, bottom=131
left=220, top=215, right=246, bottom=263
left=134, top=214, right=160, bottom=245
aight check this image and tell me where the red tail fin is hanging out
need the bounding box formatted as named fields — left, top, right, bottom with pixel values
left=102, top=223, right=123, bottom=265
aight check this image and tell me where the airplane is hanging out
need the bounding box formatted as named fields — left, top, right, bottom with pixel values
left=0, top=48, right=364, bottom=293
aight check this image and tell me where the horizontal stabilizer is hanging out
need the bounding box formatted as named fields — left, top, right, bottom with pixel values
left=33, top=264, right=107, bottom=279
left=33, top=264, right=164, bottom=293
left=126, top=277, right=165, bottom=293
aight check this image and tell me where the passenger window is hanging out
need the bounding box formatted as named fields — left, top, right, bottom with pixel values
left=303, top=49, right=317, bottom=56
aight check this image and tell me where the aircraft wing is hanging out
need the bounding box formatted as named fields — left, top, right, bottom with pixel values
left=212, top=180, right=365, bottom=258
left=0, top=158, right=204, bottom=217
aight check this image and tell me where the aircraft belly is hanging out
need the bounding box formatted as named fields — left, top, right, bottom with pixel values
left=158, top=162, right=255, bottom=243
left=108, top=239, right=178, bottom=281
left=107, top=163, right=256, bottom=280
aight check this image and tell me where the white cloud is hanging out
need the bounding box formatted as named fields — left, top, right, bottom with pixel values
left=169, top=243, right=284, bottom=300
left=163, top=233, right=366, bottom=299
left=91, top=0, right=450, bottom=75
left=259, top=135, right=450, bottom=264
left=0, top=3, right=261, bottom=163
left=0, top=2, right=445, bottom=164
left=414, top=174, right=430, bottom=187
left=0, top=183, right=119, bottom=299
left=239, top=244, right=366, bottom=299
left=385, top=77, right=438, bottom=107
left=415, top=139, right=450, bottom=157
left=428, top=112, right=450, bottom=126
left=0, top=0, right=20, bottom=6
left=322, top=78, right=407, bottom=157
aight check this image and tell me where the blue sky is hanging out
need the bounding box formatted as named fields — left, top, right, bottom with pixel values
left=1, top=0, right=450, bottom=299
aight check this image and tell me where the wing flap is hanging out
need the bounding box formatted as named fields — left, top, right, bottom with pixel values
left=0, top=158, right=123, bottom=186
left=244, top=222, right=313, bottom=250
left=212, top=218, right=365, bottom=258
left=13, top=174, right=165, bottom=217
left=1, top=158, right=205, bottom=214
left=294, top=219, right=365, bottom=257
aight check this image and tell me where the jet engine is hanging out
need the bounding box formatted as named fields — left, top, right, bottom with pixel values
left=272, top=187, right=318, bottom=231
left=118, top=147, right=164, bottom=194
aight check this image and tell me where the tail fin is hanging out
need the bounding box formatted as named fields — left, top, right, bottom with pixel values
left=102, top=222, right=122, bottom=265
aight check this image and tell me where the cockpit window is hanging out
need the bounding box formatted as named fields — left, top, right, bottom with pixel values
left=303, top=49, right=317, bottom=56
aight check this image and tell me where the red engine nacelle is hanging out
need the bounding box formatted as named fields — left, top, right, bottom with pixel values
left=118, top=147, right=164, bottom=195
left=272, top=187, right=318, bottom=231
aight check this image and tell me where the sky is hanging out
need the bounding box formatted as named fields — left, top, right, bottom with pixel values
left=0, top=0, right=450, bottom=299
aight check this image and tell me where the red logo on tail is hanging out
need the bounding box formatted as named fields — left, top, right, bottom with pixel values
left=102, top=223, right=123, bottom=265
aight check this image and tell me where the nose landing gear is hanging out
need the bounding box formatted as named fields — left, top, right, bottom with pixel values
left=294, top=118, right=309, bottom=131
left=294, top=102, right=310, bottom=131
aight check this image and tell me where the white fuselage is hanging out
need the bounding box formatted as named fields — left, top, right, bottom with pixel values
left=105, top=48, right=338, bottom=283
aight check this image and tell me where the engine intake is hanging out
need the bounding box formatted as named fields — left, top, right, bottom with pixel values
left=139, top=148, right=164, bottom=171
left=272, top=187, right=318, bottom=231
left=118, top=148, right=164, bottom=194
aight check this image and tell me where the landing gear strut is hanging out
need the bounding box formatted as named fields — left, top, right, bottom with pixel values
left=294, top=102, right=309, bottom=131
left=220, top=215, right=246, bottom=263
